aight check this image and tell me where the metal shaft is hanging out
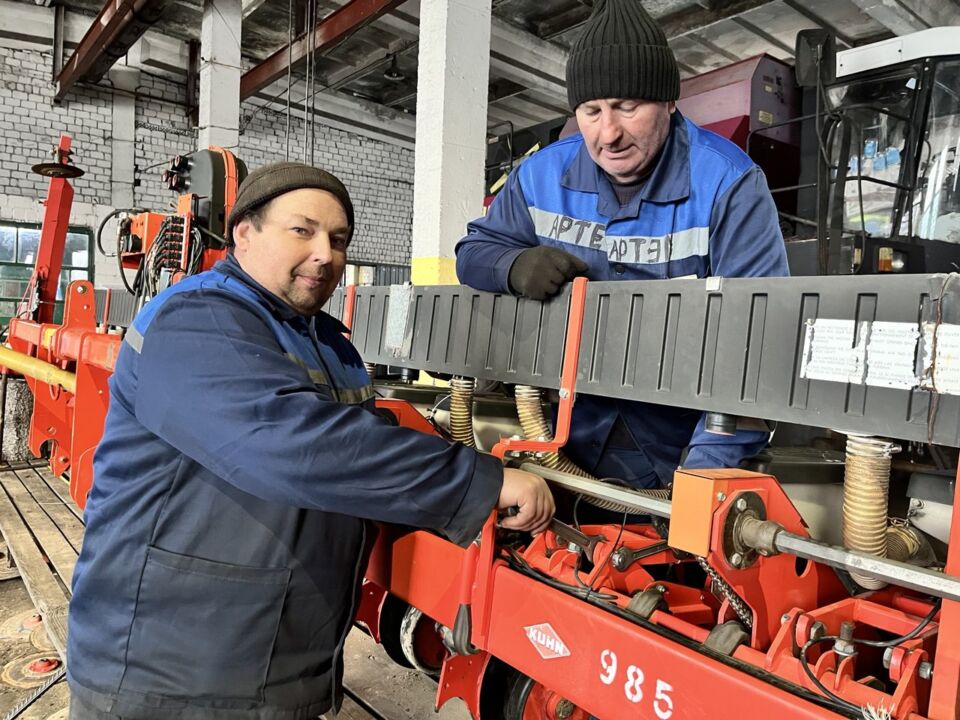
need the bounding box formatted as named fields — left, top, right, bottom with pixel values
left=524, top=463, right=960, bottom=602
left=520, top=463, right=672, bottom=519
left=775, top=529, right=960, bottom=603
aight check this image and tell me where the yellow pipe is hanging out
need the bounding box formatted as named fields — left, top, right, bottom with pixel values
left=0, top=345, right=77, bottom=394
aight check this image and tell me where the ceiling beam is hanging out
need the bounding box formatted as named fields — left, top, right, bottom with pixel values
left=729, top=16, right=794, bottom=56
left=686, top=33, right=740, bottom=63
left=241, top=0, right=269, bottom=20
left=844, top=0, right=929, bottom=35
left=322, top=0, right=570, bottom=104
left=319, top=37, right=414, bottom=91
left=658, top=0, right=778, bottom=39
left=779, top=0, right=853, bottom=48
left=240, top=0, right=406, bottom=100
left=245, top=76, right=415, bottom=147
left=538, top=0, right=779, bottom=46
left=55, top=0, right=168, bottom=101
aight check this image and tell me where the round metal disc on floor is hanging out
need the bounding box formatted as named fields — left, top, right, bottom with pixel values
left=1, top=652, right=63, bottom=689
left=31, top=162, right=85, bottom=179
left=30, top=624, right=57, bottom=653
left=0, top=610, right=43, bottom=641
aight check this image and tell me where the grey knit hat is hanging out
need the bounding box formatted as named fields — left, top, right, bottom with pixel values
left=226, top=161, right=354, bottom=244
left=565, top=0, right=680, bottom=110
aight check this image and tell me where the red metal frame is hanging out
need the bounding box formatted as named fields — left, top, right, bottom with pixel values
left=55, top=0, right=162, bottom=101
left=240, top=0, right=406, bottom=100
left=341, top=284, right=357, bottom=334
left=358, top=276, right=953, bottom=719
left=16, top=135, right=74, bottom=326
left=8, top=282, right=121, bottom=507
left=928, top=465, right=960, bottom=719
left=491, top=276, right=588, bottom=460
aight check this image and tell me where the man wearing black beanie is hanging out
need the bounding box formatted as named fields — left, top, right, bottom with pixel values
left=456, top=0, right=789, bottom=490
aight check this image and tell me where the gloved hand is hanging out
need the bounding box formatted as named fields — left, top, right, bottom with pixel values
left=507, top=246, right=589, bottom=301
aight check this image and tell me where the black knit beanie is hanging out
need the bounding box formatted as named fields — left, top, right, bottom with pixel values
left=566, top=0, right=680, bottom=110
left=226, top=161, right=354, bottom=244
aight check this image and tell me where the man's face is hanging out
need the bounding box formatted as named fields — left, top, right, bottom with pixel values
left=575, top=99, right=675, bottom=183
left=232, top=188, right=350, bottom=316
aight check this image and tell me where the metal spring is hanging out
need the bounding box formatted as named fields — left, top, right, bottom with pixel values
left=448, top=377, right=477, bottom=448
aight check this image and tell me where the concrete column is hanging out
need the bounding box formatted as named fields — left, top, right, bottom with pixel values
left=410, top=0, right=491, bottom=285
left=109, top=66, right=139, bottom=208
left=198, top=0, right=242, bottom=150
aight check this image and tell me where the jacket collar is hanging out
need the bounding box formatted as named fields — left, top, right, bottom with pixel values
left=213, top=253, right=349, bottom=333
left=561, top=111, right=691, bottom=217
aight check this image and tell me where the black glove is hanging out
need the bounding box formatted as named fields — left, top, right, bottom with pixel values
left=507, top=246, right=588, bottom=301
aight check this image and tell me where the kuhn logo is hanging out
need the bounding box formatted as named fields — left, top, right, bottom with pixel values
left=524, top=623, right=570, bottom=660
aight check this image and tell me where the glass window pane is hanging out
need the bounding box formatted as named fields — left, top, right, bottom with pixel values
left=69, top=269, right=89, bottom=282
left=0, top=278, right=28, bottom=300
left=0, top=227, right=15, bottom=262
left=17, top=229, right=40, bottom=264
left=65, top=232, right=90, bottom=268
left=0, top=265, right=33, bottom=280
left=828, top=69, right=916, bottom=245
left=0, top=301, right=17, bottom=317
left=916, top=60, right=960, bottom=242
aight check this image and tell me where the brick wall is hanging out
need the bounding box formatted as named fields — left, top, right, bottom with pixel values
left=0, top=47, right=112, bottom=207
left=0, top=44, right=415, bottom=279
left=240, top=104, right=414, bottom=265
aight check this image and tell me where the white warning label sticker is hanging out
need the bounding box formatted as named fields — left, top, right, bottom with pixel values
left=801, top=319, right=960, bottom=396
left=800, top=319, right=865, bottom=385
left=864, top=321, right=920, bottom=391
left=921, top=322, right=960, bottom=396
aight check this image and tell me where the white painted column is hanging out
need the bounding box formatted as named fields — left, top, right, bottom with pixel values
left=109, top=66, right=139, bottom=208
left=198, top=0, right=241, bottom=150
left=410, top=0, right=491, bottom=285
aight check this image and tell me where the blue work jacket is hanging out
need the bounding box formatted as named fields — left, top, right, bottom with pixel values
left=456, top=112, right=789, bottom=487
left=67, top=255, right=502, bottom=719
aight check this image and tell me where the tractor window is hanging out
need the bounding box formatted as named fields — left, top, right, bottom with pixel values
left=915, top=60, right=960, bottom=243
left=827, top=68, right=917, bottom=240
left=0, top=223, right=94, bottom=330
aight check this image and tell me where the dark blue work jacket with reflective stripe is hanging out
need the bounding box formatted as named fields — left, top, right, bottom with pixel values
left=67, top=254, right=502, bottom=719
left=456, top=112, right=789, bottom=487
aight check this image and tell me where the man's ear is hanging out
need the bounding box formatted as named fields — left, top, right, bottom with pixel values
left=232, top=217, right=253, bottom=254
left=667, top=101, right=677, bottom=114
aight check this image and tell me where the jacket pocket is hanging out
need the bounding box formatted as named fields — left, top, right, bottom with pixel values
left=121, top=546, right=290, bottom=702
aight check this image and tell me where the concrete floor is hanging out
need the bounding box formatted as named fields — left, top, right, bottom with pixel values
left=0, top=572, right=470, bottom=720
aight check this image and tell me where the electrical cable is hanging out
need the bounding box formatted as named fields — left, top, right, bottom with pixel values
left=96, top=207, right=144, bottom=257
left=504, top=546, right=617, bottom=601
left=585, top=512, right=628, bottom=601
left=798, top=598, right=942, bottom=715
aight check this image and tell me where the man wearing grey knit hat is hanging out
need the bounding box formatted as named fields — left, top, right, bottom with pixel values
left=68, top=160, right=554, bottom=720
left=457, top=0, right=789, bottom=491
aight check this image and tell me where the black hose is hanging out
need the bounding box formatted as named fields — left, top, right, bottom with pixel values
left=96, top=207, right=143, bottom=257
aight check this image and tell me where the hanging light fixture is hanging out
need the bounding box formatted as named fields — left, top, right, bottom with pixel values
left=383, top=55, right=405, bottom=82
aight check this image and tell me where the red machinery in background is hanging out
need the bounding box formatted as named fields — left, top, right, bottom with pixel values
left=0, top=136, right=244, bottom=505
